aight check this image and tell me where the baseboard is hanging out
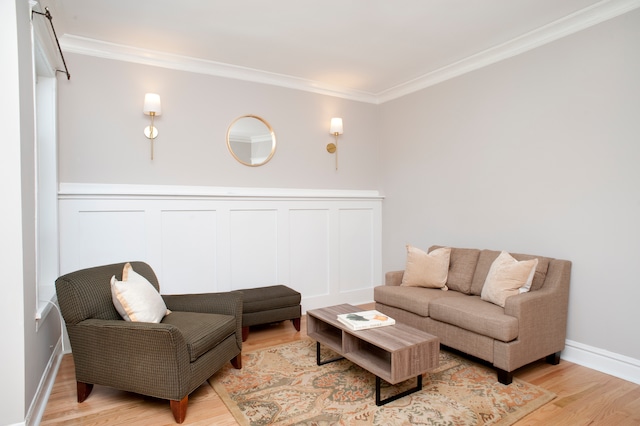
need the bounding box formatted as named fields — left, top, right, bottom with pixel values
left=25, top=337, right=64, bottom=426
left=563, top=339, right=640, bottom=385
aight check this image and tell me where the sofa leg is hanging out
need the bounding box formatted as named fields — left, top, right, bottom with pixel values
left=242, top=326, right=249, bottom=342
left=546, top=351, right=561, bottom=365
left=76, top=381, right=93, bottom=403
left=170, top=395, right=188, bottom=423
left=496, top=369, right=513, bottom=385
left=292, top=317, right=301, bottom=331
left=231, top=353, right=242, bottom=369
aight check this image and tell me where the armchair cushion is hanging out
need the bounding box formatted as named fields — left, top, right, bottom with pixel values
left=161, top=311, right=237, bottom=362
left=111, top=263, right=170, bottom=323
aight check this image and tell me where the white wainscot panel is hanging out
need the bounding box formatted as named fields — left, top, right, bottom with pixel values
left=59, top=184, right=383, bottom=308
left=289, top=209, right=330, bottom=298
left=78, top=210, right=146, bottom=269
left=229, top=209, right=278, bottom=289
left=339, top=209, right=374, bottom=292
left=160, top=210, right=217, bottom=294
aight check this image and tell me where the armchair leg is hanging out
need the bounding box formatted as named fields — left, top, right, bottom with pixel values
left=231, top=353, right=242, bottom=369
left=292, top=317, right=301, bottom=331
left=76, top=381, right=93, bottom=403
left=170, top=396, right=188, bottom=424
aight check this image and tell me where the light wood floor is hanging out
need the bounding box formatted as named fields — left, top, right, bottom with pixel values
left=41, top=304, right=640, bottom=425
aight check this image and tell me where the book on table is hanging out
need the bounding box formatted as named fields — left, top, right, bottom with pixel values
left=336, top=310, right=395, bottom=330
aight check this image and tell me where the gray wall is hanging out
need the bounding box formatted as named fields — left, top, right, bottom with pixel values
left=379, top=9, right=640, bottom=360
left=58, top=54, right=381, bottom=190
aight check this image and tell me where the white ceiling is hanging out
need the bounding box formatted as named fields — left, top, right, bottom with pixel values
left=45, top=0, right=639, bottom=103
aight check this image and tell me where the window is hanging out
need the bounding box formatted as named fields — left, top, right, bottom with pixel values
left=32, top=5, right=59, bottom=323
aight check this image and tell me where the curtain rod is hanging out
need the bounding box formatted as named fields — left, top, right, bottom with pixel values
left=32, top=7, right=71, bottom=80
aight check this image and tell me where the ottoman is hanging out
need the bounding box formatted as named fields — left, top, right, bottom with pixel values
left=241, top=285, right=301, bottom=341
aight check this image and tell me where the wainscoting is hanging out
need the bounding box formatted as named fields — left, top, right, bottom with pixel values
left=59, top=184, right=384, bottom=311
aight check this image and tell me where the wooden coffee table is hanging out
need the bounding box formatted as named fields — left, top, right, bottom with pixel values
left=306, top=304, right=439, bottom=405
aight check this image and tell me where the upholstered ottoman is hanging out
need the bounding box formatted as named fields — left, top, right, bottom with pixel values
left=240, top=285, right=301, bottom=341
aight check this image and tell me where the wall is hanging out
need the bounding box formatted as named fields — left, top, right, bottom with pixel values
left=1, top=2, right=27, bottom=423
left=379, top=8, right=640, bottom=370
left=58, top=53, right=381, bottom=191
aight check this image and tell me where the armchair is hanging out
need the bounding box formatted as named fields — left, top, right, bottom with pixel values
left=55, top=261, right=242, bottom=423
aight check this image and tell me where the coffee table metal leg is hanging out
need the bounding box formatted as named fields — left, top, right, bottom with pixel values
left=316, top=342, right=344, bottom=366
left=375, top=374, right=423, bottom=406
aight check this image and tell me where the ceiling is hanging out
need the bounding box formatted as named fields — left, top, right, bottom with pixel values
left=45, top=0, right=637, bottom=103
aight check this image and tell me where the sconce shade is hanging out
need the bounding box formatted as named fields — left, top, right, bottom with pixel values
left=143, top=93, right=162, bottom=116
left=330, top=117, right=343, bottom=135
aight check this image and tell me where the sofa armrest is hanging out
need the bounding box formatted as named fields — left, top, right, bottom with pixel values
left=68, top=319, right=191, bottom=399
left=503, top=259, right=571, bottom=358
left=162, top=291, right=243, bottom=348
left=385, top=270, right=404, bottom=286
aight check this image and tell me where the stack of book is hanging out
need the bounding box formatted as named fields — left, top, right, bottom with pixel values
left=336, top=310, right=395, bottom=330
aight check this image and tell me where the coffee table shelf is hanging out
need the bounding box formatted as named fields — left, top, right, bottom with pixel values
left=307, top=304, right=439, bottom=405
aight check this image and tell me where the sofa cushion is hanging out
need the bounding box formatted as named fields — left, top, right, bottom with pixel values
left=401, top=245, right=451, bottom=290
left=430, top=246, right=480, bottom=294
left=514, top=253, right=551, bottom=291
left=161, top=311, right=236, bottom=362
left=481, top=252, right=538, bottom=307
left=374, top=285, right=465, bottom=317
left=470, top=250, right=551, bottom=295
left=429, top=296, right=519, bottom=342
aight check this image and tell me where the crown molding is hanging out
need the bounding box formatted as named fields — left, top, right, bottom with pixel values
left=59, top=0, right=640, bottom=105
left=376, top=0, right=640, bottom=103
left=58, top=35, right=379, bottom=104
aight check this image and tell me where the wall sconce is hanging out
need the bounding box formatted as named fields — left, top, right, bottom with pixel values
left=143, top=93, right=162, bottom=160
left=326, top=117, right=343, bottom=170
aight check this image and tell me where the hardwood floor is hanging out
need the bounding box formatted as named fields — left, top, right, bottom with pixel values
left=41, top=304, right=640, bottom=425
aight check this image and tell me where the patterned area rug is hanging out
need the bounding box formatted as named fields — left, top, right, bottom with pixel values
left=210, top=339, right=554, bottom=425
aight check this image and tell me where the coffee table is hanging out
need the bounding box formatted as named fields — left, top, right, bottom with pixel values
left=306, top=304, right=439, bottom=405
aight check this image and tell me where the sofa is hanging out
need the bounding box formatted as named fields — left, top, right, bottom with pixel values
left=374, top=245, right=571, bottom=384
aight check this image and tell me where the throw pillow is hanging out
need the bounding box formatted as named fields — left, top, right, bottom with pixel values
left=481, top=251, right=539, bottom=307
left=401, top=245, right=451, bottom=290
left=111, top=262, right=170, bottom=323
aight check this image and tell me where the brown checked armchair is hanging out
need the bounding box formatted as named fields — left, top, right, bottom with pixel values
left=55, top=261, right=242, bottom=423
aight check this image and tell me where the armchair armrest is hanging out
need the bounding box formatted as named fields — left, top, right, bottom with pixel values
left=68, top=318, right=191, bottom=400
left=162, top=291, right=243, bottom=348
left=162, top=291, right=242, bottom=316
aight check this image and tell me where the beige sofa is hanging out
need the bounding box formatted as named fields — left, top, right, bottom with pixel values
left=374, top=246, right=571, bottom=384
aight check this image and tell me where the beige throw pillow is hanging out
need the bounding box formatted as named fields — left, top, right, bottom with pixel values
left=111, top=262, right=170, bottom=323
left=401, top=245, right=451, bottom=290
left=481, top=251, right=538, bottom=307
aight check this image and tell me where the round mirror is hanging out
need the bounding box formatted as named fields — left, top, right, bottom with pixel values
left=226, top=115, right=276, bottom=166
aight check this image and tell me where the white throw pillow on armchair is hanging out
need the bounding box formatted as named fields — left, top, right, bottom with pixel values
left=111, top=262, right=171, bottom=323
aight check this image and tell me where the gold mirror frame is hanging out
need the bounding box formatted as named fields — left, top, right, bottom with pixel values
left=226, top=115, right=276, bottom=167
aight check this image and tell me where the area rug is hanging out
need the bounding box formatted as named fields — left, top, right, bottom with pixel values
left=210, top=339, right=554, bottom=426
